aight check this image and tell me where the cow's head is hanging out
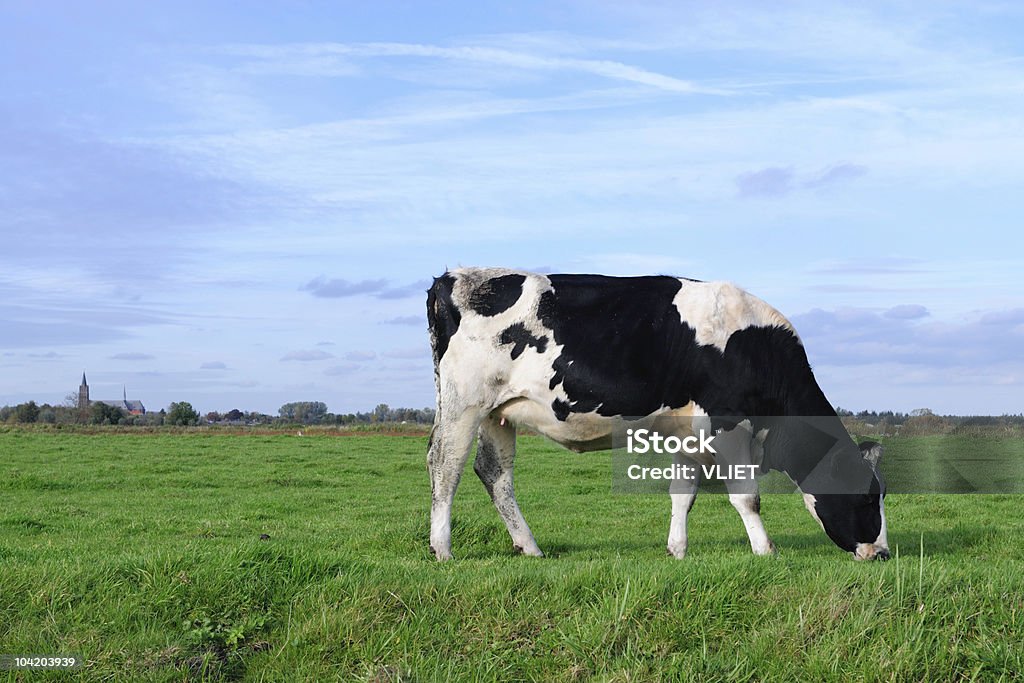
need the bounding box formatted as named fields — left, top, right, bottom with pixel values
left=803, top=442, right=889, bottom=560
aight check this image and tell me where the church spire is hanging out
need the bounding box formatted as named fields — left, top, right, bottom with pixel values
left=78, top=372, right=90, bottom=410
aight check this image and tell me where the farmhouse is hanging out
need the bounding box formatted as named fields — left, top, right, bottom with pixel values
left=77, top=373, right=146, bottom=415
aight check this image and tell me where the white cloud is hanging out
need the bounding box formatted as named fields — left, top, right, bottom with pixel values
left=217, top=41, right=724, bottom=94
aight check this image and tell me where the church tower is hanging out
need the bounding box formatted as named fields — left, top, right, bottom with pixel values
left=78, top=372, right=90, bottom=410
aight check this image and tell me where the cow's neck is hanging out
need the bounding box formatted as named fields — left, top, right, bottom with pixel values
left=769, top=378, right=857, bottom=488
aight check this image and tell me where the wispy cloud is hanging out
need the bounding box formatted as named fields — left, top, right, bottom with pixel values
left=280, top=350, right=334, bottom=362
left=299, top=277, right=389, bottom=298
left=980, top=308, right=1024, bottom=326
left=300, top=276, right=429, bottom=299
left=803, top=162, right=868, bottom=188
left=809, top=257, right=929, bottom=276
left=381, top=315, right=425, bottom=326
left=382, top=347, right=429, bottom=360
left=200, top=361, right=227, bottom=370
left=324, top=363, right=361, bottom=376
left=110, top=352, right=155, bottom=361
left=736, top=162, right=867, bottom=197
left=736, top=167, right=794, bottom=198
left=218, top=41, right=726, bottom=94
left=378, top=280, right=432, bottom=299
left=884, top=304, right=929, bottom=320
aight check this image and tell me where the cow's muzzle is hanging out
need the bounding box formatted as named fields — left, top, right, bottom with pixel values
left=854, top=543, right=890, bottom=561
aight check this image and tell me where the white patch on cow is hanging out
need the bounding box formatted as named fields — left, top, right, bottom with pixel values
left=444, top=269, right=631, bottom=450
left=672, top=280, right=796, bottom=351
left=444, top=270, right=557, bottom=405
left=803, top=493, right=825, bottom=531
left=875, top=475, right=889, bottom=550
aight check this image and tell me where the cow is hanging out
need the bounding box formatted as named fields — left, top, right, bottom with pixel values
left=425, top=267, right=889, bottom=562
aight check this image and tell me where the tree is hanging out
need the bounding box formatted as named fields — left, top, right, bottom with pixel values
left=224, top=409, right=244, bottom=422
left=278, top=401, right=328, bottom=424
left=13, top=401, right=40, bottom=423
left=167, top=401, right=200, bottom=426
left=91, top=402, right=124, bottom=425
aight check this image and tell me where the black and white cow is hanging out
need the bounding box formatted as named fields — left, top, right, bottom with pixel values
left=426, top=267, right=889, bottom=561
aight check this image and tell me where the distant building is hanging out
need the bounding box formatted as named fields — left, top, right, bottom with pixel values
left=78, top=373, right=146, bottom=415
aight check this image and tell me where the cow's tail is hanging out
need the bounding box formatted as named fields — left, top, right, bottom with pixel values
left=426, top=273, right=461, bottom=406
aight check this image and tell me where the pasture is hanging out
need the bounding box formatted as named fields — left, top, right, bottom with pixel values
left=1, top=429, right=1022, bottom=681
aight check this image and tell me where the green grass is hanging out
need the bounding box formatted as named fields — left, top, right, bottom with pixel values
left=1, top=430, right=1022, bottom=682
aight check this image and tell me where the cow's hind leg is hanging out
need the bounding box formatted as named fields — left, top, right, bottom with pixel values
left=474, top=415, right=543, bottom=557
left=428, top=409, right=482, bottom=561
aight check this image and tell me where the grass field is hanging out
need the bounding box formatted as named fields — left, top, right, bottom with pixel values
left=1, top=429, right=1023, bottom=682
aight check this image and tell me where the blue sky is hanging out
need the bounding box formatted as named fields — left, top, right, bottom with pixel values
left=2, top=1, right=1022, bottom=415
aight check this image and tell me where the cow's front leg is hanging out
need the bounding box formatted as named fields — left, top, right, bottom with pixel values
left=727, top=490, right=776, bottom=556
left=427, top=410, right=482, bottom=561
left=667, top=463, right=699, bottom=559
left=474, top=415, right=543, bottom=557
left=712, top=423, right=776, bottom=556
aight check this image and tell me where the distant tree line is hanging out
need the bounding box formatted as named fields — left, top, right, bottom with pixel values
left=836, top=408, right=1024, bottom=436
left=0, top=400, right=201, bottom=426
left=204, top=402, right=436, bottom=426
left=9, top=398, right=1016, bottom=429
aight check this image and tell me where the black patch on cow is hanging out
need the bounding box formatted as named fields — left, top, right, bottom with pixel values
left=426, top=273, right=460, bottom=365
left=468, top=274, right=526, bottom=316
left=552, top=398, right=571, bottom=421
left=499, top=322, right=548, bottom=360
left=537, top=274, right=835, bottom=424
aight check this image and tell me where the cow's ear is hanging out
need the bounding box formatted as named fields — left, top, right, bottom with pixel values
left=859, top=441, right=884, bottom=469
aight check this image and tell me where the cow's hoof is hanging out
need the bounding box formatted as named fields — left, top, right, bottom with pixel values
left=513, top=544, right=545, bottom=557
left=667, top=544, right=687, bottom=559
left=752, top=540, right=777, bottom=556
left=430, top=545, right=453, bottom=561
